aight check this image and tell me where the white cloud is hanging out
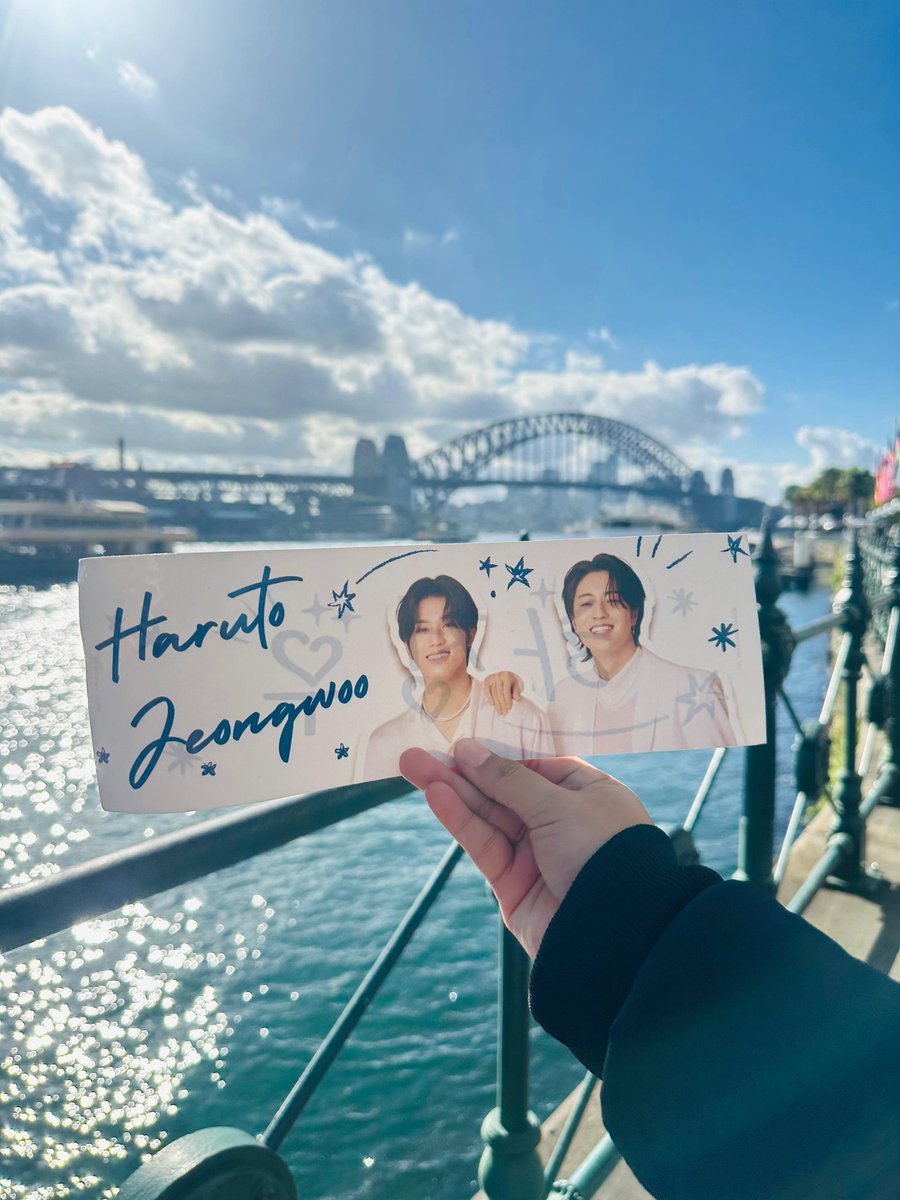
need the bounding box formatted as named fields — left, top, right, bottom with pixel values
left=588, top=326, right=618, bottom=351
left=0, top=176, right=61, bottom=281
left=116, top=60, right=160, bottom=100
left=260, top=195, right=338, bottom=233
left=795, top=425, right=879, bottom=473
left=565, top=349, right=605, bottom=372
left=0, top=387, right=312, bottom=468
left=512, top=358, right=764, bottom=450
left=0, top=104, right=777, bottom=484
left=403, top=227, right=459, bottom=251
left=679, top=448, right=806, bottom=506
left=685, top=426, right=880, bottom=506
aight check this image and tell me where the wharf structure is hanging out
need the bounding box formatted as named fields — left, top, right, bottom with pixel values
left=0, top=520, right=897, bottom=1198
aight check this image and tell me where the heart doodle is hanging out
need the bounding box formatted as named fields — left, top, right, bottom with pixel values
left=271, top=629, right=343, bottom=686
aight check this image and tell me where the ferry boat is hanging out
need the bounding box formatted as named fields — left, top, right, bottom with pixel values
left=0, top=484, right=196, bottom=584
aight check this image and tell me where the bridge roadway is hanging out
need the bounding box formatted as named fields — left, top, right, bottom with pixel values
left=475, top=727, right=900, bottom=1200
left=5, top=463, right=685, bottom=498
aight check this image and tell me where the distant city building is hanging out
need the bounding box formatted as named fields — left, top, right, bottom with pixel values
left=383, top=434, right=412, bottom=509
left=588, top=454, right=619, bottom=485
left=352, top=438, right=383, bottom=491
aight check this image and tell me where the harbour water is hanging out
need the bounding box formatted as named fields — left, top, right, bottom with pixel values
left=0, top=543, right=834, bottom=1200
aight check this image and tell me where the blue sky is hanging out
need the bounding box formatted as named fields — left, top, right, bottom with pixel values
left=0, top=0, right=895, bottom=500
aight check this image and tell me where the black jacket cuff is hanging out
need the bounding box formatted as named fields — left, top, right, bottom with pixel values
left=529, top=823, right=721, bottom=1076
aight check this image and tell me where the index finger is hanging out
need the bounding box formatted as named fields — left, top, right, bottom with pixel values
left=452, top=740, right=565, bottom=826
left=399, top=747, right=525, bottom=842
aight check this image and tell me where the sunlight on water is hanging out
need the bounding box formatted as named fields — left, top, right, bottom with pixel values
left=0, top=577, right=504, bottom=1200
left=0, top=571, right=833, bottom=1199
left=0, top=584, right=240, bottom=1196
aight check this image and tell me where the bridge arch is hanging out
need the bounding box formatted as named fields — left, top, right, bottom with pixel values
left=413, top=413, right=695, bottom=489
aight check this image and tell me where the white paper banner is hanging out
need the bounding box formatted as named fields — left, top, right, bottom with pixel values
left=79, top=533, right=765, bottom=813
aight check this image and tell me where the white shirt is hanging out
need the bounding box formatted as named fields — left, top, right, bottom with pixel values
left=549, top=646, right=739, bottom=756
left=359, top=678, right=555, bottom=782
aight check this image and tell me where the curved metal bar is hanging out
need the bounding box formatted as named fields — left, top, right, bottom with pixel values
left=683, top=747, right=728, bottom=834
left=819, top=634, right=851, bottom=726
left=859, top=605, right=900, bottom=778
left=772, top=630, right=851, bottom=885
left=792, top=610, right=843, bottom=644
left=857, top=722, right=878, bottom=780
left=870, top=590, right=895, bottom=612
left=773, top=790, right=810, bottom=887
left=542, top=1071, right=598, bottom=1196
left=555, top=1133, right=621, bottom=1198
left=785, top=836, right=850, bottom=916
left=785, top=771, right=893, bottom=914
left=861, top=762, right=895, bottom=819
left=415, top=413, right=692, bottom=487
left=772, top=634, right=847, bottom=884
left=0, top=777, right=415, bottom=952
left=778, top=689, right=805, bottom=736
left=261, top=839, right=463, bottom=1152
left=881, top=604, right=900, bottom=671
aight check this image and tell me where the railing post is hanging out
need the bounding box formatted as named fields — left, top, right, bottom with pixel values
left=879, top=534, right=900, bottom=808
left=735, top=518, right=794, bottom=889
left=479, top=925, right=544, bottom=1200
left=827, top=529, right=876, bottom=889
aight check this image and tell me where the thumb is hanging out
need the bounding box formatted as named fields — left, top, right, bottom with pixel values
left=453, top=740, right=560, bottom=827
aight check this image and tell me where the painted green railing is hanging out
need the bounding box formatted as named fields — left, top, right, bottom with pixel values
left=0, top=520, right=897, bottom=1200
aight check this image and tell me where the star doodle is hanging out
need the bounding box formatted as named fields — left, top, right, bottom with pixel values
left=479, top=556, right=497, bottom=577
left=676, top=673, right=720, bottom=724
left=328, top=581, right=357, bottom=619
left=334, top=743, right=350, bottom=760
left=708, top=622, right=738, bottom=652
left=668, top=588, right=698, bottom=617
left=505, top=556, right=533, bottom=590
left=201, top=762, right=217, bottom=776
left=97, top=747, right=110, bottom=764
left=721, top=534, right=750, bottom=564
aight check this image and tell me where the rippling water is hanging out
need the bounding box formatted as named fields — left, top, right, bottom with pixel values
left=0, top=558, right=832, bottom=1200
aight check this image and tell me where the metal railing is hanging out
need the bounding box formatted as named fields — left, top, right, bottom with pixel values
left=1, top=520, right=898, bottom=1200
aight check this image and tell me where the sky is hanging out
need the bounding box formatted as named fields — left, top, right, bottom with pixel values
left=0, top=0, right=896, bottom=502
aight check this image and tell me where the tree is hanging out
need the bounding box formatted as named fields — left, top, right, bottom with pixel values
left=782, top=467, right=875, bottom=516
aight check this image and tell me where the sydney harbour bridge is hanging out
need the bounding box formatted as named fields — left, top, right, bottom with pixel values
left=7, top=413, right=763, bottom=536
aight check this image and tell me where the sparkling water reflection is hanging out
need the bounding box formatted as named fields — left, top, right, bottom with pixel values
left=0, top=567, right=833, bottom=1199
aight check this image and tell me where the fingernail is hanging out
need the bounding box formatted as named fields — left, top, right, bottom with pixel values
left=454, top=739, right=491, bottom=769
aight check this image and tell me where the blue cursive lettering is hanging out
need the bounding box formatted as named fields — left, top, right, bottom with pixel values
left=96, top=566, right=303, bottom=684
left=128, top=673, right=369, bottom=790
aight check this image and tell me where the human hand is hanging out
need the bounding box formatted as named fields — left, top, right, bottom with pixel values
left=399, top=740, right=651, bottom=958
left=482, top=671, right=523, bottom=717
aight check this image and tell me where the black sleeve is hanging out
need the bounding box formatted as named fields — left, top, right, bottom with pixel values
left=530, top=825, right=900, bottom=1200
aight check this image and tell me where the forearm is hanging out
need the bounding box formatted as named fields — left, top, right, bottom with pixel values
left=530, top=826, right=900, bottom=1200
